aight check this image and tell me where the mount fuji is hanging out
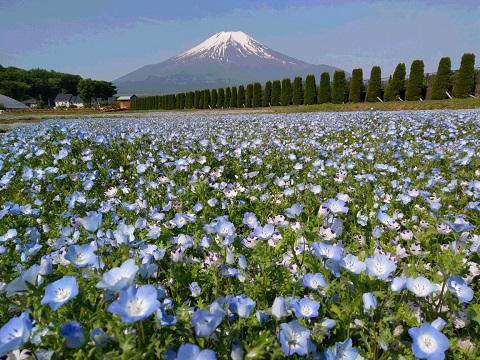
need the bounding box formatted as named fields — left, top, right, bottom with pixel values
left=114, top=31, right=345, bottom=95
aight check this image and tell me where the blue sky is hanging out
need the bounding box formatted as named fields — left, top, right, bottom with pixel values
left=0, top=0, right=478, bottom=81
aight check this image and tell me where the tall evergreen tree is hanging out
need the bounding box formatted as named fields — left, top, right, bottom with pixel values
left=211, top=89, right=218, bottom=108
left=292, top=76, right=303, bottom=105
left=280, top=78, right=292, bottom=106
left=194, top=90, right=201, bottom=108
left=431, top=57, right=452, bottom=100
left=237, top=85, right=245, bottom=108
left=252, top=82, right=262, bottom=107
left=202, top=89, right=211, bottom=109
left=245, top=84, right=253, bottom=107
left=318, top=72, right=331, bottom=104
left=365, top=66, right=382, bottom=102
left=405, top=60, right=425, bottom=101
left=271, top=80, right=281, bottom=106
left=384, top=63, right=406, bottom=101
left=217, top=88, right=225, bottom=108
left=262, top=81, right=272, bottom=106
left=230, top=86, right=237, bottom=108
left=304, top=74, right=316, bottom=105
left=224, top=87, right=231, bottom=108
left=453, top=53, right=476, bottom=98
left=331, top=70, right=347, bottom=104
left=348, top=68, right=364, bottom=103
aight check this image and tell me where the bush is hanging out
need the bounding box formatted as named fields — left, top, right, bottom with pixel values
left=304, top=74, right=317, bottom=105
left=262, top=81, right=272, bottom=107
left=431, top=57, right=452, bottom=100
left=245, top=84, right=253, bottom=108
left=453, top=53, right=476, bottom=98
left=331, top=70, right=346, bottom=104
left=237, top=85, right=245, bottom=108
left=348, top=68, right=363, bottom=103
left=292, top=76, right=303, bottom=105
left=384, top=63, right=406, bottom=101
left=405, top=60, right=425, bottom=101
left=230, top=87, right=237, bottom=108
left=271, top=80, right=281, bottom=106
left=281, top=78, right=292, bottom=106
left=252, top=82, right=262, bottom=107
left=318, top=72, right=331, bottom=104
left=0, top=103, right=5, bottom=110
left=365, top=66, right=382, bottom=102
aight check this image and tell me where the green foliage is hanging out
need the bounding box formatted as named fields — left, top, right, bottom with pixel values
left=405, top=60, right=425, bottom=101
left=202, top=89, right=211, bottom=109
left=271, top=80, right=281, bottom=106
left=348, top=68, right=363, bottom=103
left=280, top=78, right=292, bottom=106
left=292, top=76, right=303, bottom=105
left=217, top=88, right=224, bottom=109
left=0, top=65, right=82, bottom=103
left=245, top=84, right=253, bottom=108
left=384, top=63, right=406, bottom=101
left=431, top=57, right=452, bottom=100
left=365, top=66, right=382, bottom=102
left=331, top=70, right=346, bottom=104
left=77, top=78, right=95, bottom=106
left=304, top=74, right=316, bottom=105
left=453, top=53, right=476, bottom=98
left=252, top=82, right=262, bottom=107
left=194, top=90, right=201, bottom=108
left=224, top=87, right=231, bottom=108
left=237, top=85, right=245, bottom=108
left=318, top=72, right=331, bottom=104
left=0, top=103, right=5, bottom=110
left=211, top=89, right=218, bottom=109
left=262, top=81, right=272, bottom=107
left=230, top=86, right=237, bottom=108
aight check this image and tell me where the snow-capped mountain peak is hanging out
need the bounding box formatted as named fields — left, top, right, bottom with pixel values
left=173, top=31, right=294, bottom=63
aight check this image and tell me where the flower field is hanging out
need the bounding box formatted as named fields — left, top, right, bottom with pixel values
left=1, top=110, right=480, bottom=359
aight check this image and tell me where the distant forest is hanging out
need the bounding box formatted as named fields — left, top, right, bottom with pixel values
left=0, top=65, right=116, bottom=106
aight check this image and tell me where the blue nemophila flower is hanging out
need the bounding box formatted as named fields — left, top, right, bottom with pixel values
left=301, top=272, right=327, bottom=290
left=284, top=202, right=305, bottom=218
left=271, top=296, right=288, bottom=320
left=408, top=322, right=449, bottom=360
left=365, top=254, right=396, bottom=280
left=391, top=277, right=407, bottom=293
left=96, top=258, right=138, bottom=292
left=228, top=294, right=256, bottom=318
left=292, top=298, right=320, bottom=319
left=362, top=293, right=377, bottom=314
left=447, top=276, right=474, bottom=302
left=242, top=212, right=260, bottom=229
left=64, top=244, right=97, bottom=268
left=175, top=343, right=217, bottom=360
left=277, top=320, right=312, bottom=356
left=90, top=328, right=109, bottom=348
left=60, top=321, right=85, bottom=349
left=189, top=282, right=201, bottom=297
left=406, top=277, right=438, bottom=298
left=78, top=211, right=102, bottom=233
left=191, top=309, right=224, bottom=338
left=252, top=224, right=275, bottom=241
left=324, top=198, right=349, bottom=214
left=324, top=338, right=358, bottom=360
left=339, top=253, right=366, bottom=274
left=0, top=311, right=32, bottom=357
left=41, top=276, right=78, bottom=310
left=108, top=285, right=160, bottom=322
left=311, top=242, right=343, bottom=262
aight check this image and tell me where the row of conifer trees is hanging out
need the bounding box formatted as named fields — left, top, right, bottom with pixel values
left=130, top=53, right=476, bottom=110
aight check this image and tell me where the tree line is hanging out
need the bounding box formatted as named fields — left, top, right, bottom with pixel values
left=131, top=53, right=477, bottom=110
left=0, top=65, right=116, bottom=107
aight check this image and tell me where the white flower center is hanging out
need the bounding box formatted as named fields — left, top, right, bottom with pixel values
left=418, top=334, right=437, bottom=354
left=126, top=298, right=148, bottom=316
left=54, top=287, right=72, bottom=302
left=301, top=306, right=313, bottom=316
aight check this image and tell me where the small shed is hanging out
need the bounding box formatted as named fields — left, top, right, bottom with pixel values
left=117, top=95, right=137, bottom=110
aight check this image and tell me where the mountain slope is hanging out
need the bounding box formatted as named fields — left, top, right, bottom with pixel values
left=114, top=31, right=346, bottom=95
